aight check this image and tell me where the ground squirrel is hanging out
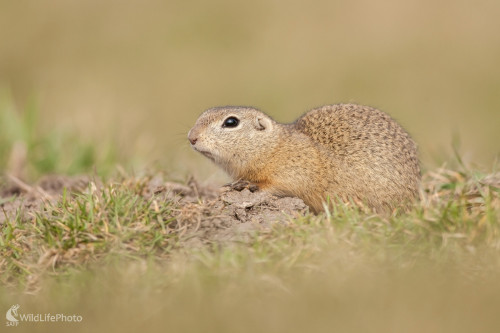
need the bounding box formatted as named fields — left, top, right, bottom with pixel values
left=188, top=104, right=420, bottom=213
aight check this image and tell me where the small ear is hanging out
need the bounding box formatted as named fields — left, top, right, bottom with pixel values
left=254, top=116, right=273, bottom=131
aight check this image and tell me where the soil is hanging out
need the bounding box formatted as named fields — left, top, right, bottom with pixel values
left=0, top=175, right=308, bottom=244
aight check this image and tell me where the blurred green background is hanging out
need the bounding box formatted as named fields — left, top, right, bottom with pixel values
left=1, top=0, right=499, bottom=178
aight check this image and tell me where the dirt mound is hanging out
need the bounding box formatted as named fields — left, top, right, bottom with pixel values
left=0, top=175, right=308, bottom=244
left=143, top=177, right=308, bottom=245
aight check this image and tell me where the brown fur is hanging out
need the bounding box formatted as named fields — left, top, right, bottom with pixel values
left=188, top=104, right=420, bottom=213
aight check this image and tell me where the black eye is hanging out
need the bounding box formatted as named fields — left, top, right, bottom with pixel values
left=222, top=116, right=239, bottom=128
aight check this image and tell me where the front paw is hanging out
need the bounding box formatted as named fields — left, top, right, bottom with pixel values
left=224, top=180, right=259, bottom=192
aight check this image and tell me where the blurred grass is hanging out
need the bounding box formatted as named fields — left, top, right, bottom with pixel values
left=0, top=0, right=499, bottom=174
left=0, top=90, right=118, bottom=179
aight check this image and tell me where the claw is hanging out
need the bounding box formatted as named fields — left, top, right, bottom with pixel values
left=224, top=180, right=259, bottom=192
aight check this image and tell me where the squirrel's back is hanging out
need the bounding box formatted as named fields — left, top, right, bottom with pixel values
left=294, top=104, right=420, bottom=211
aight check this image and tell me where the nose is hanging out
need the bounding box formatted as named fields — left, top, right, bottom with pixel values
left=188, top=130, right=198, bottom=145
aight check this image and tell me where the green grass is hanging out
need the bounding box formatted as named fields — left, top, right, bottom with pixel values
left=1, top=179, right=178, bottom=289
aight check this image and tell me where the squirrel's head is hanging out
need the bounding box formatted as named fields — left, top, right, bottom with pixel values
left=188, top=106, right=278, bottom=178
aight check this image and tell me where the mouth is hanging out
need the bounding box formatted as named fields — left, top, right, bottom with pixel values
left=192, top=146, right=216, bottom=162
left=200, top=150, right=215, bottom=161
